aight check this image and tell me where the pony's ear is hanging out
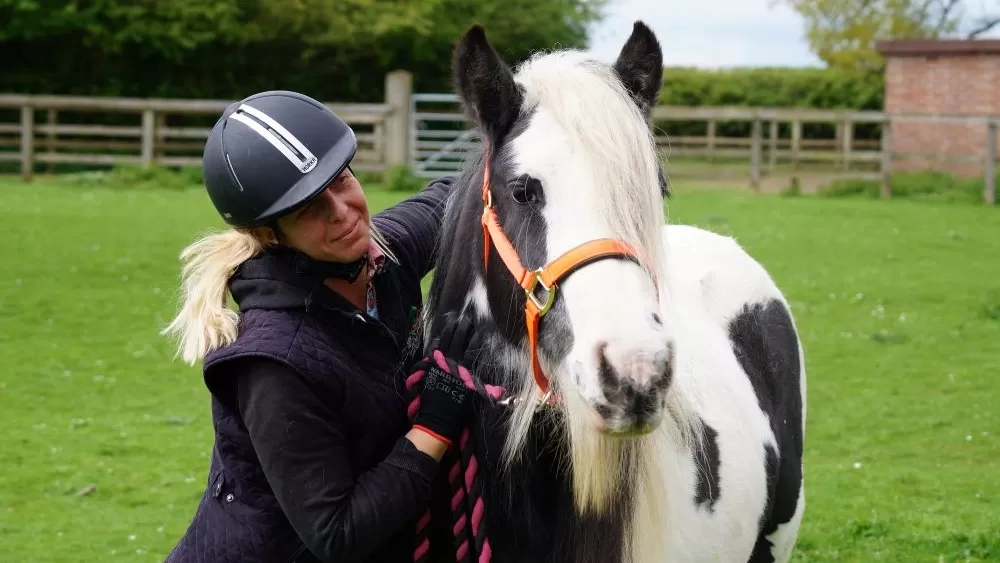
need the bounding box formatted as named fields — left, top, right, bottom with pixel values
left=452, top=25, right=523, bottom=143
left=612, top=21, right=663, bottom=119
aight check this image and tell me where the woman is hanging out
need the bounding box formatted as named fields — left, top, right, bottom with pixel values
left=160, top=90, right=481, bottom=562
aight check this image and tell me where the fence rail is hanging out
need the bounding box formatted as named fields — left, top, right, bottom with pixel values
left=0, top=70, right=414, bottom=177
left=1, top=76, right=997, bottom=205
left=409, top=95, right=997, bottom=204
left=0, top=97, right=395, bottom=171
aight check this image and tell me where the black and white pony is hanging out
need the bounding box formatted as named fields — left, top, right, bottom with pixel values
left=420, top=21, right=806, bottom=563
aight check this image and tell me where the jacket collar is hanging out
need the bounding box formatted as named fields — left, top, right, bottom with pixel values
left=228, top=243, right=385, bottom=314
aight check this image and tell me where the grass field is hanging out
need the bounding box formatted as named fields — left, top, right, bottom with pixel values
left=2, top=172, right=998, bottom=562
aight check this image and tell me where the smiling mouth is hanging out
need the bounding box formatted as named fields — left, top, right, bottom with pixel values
left=332, top=219, right=360, bottom=242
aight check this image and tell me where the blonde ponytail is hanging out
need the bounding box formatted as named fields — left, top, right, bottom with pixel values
left=161, top=229, right=263, bottom=365
left=162, top=219, right=398, bottom=365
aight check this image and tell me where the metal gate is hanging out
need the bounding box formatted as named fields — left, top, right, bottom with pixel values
left=408, top=93, right=481, bottom=178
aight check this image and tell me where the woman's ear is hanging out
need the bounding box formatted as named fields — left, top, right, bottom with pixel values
left=250, top=226, right=278, bottom=246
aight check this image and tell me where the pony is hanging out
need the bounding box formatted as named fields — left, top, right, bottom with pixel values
left=418, top=21, right=807, bottom=563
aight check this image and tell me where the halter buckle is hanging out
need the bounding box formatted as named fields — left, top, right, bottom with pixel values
left=525, top=269, right=556, bottom=315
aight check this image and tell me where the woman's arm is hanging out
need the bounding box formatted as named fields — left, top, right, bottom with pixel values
left=235, top=359, right=443, bottom=563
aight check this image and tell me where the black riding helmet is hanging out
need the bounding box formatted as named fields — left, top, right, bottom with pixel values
left=202, top=90, right=370, bottom=282
left=203, top=90, right=357, bottom=229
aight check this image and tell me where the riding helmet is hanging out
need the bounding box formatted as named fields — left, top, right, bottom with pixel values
left=202, top=90, right=358, bottom=229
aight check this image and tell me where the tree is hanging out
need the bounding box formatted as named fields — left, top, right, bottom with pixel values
left=0, top=0, right=609, bottom=99
left=772, top=0, right=1000, bottom=73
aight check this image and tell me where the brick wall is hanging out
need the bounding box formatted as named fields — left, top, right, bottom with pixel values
left=879, top=41, right=1000, bottom=177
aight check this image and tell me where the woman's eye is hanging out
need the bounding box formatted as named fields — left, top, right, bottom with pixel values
left=511, top=176, right=542, bottom=205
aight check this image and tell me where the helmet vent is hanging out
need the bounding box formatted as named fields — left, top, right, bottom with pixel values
left=228, top=103, right=319, bottom=173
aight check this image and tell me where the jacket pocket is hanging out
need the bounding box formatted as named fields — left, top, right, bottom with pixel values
left=211, top=467, right=264, bottom=526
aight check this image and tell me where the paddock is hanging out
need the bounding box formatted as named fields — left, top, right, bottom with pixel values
left=0, top=173, right=997, bottom=562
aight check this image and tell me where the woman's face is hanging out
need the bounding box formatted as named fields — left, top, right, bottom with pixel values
left=260, top=169, right=371, bottom=263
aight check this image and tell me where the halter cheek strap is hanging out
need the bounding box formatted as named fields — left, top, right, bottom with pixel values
left=478, top=155, right=643, bottom=405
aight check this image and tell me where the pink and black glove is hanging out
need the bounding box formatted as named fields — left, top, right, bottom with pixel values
left=411, top=314, right=484, bottom=446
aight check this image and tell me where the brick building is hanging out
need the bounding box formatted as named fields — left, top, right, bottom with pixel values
left=876, top=39, right=1000, bottom=176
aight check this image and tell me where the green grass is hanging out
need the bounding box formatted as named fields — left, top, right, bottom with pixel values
left=1, top=173, right=998, bottom=562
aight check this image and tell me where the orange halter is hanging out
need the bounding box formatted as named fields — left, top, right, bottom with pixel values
left=479, top=153, right=643, bottom=406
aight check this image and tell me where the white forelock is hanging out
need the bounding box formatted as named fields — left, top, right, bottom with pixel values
left=512, top=49, right=667, bottom=290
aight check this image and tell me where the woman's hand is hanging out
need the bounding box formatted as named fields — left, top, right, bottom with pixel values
left=408, top=313, right=484, bottom=460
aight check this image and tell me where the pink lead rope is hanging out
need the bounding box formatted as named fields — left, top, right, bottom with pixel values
left=406, top=349, right=505, bottom=563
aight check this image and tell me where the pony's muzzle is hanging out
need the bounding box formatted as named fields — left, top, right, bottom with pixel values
left=590, top=340, right=674, bottom=435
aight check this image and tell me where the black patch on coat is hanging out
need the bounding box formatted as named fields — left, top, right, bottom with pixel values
left=693, top=418, right=721, bottom=512
left=727, top=299, right=804, bottom=562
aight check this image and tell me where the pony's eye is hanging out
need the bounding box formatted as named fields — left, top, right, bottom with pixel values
left=511, top=176, right=542, bottom=205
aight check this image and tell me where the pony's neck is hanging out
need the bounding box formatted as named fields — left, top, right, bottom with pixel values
left=424, top=162, right=487, bottom=322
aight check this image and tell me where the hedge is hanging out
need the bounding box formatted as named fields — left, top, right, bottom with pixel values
left=656, top=66, right=884, bottom=140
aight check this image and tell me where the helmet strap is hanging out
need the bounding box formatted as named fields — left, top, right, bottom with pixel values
left=291, top=251, right=368, bottom=284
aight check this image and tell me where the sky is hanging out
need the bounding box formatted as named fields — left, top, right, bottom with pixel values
left=585, top=0, right=1000, bottom=68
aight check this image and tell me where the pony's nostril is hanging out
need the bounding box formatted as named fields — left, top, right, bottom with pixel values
left=651, top=312, right=662, bottom=325
left=652, top=345, right=674, bottom=391
left=595, top=340, right=609, bottom=363
left=595, top=341, right=617, bottom=388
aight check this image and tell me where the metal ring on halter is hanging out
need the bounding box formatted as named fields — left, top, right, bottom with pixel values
left=525, top=269, right=556, bottom=314
left=495, top=390, right=556, bottom=411
left=535, top=387, right=556, bottom=410
left=496, top=396, right=517, bottom=407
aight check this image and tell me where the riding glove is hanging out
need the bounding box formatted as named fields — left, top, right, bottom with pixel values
left=411, top=313, right=484, bottom=446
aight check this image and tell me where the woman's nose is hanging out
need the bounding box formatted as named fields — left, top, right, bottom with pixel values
left=329, top=198, right=349, bottom=223
left=315, top=188, right=343, bottom=222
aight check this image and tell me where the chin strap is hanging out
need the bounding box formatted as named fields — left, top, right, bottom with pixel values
left=289, top=250, right=369, bottom=283
left=268, top=245, right=369, bottom=283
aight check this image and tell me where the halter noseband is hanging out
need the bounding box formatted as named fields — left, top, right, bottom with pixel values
left=478, top=149, right=645, bottom=407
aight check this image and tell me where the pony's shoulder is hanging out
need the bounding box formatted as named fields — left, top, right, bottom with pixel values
left=662, top=223, right=757, bottom=269
left=661, top=223, right=788, bottom=324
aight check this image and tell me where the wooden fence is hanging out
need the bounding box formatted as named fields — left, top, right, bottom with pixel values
left=648, top=105, right=997, bottom=205
left=0, top=70, right=414, bottom=177
left=1, top=70, right=996, bottom=205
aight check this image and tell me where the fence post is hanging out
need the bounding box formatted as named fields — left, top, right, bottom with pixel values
left=706, top=120, right=716, bottom=162
left=842, top=117, right=853, bottom=172
left=768, top=119, right=778, bottom=171
left=750, top=117, right=762, bottom=191
left=20, top=105, right=34, bottom=182
left=141, top=109, right=156, bottom=166
left=46, top=109, right=57, bottom=173
left=790, top=119, right=801, bottom=169
left=383, top=70, right=412, bottom=169
left=834, top=120, right=844, bottom=168
left=986, top=120, right=997, bottom=206
left=880, top=116, right=892, bottom=199
left=154, top=113, right=166, bottom=162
